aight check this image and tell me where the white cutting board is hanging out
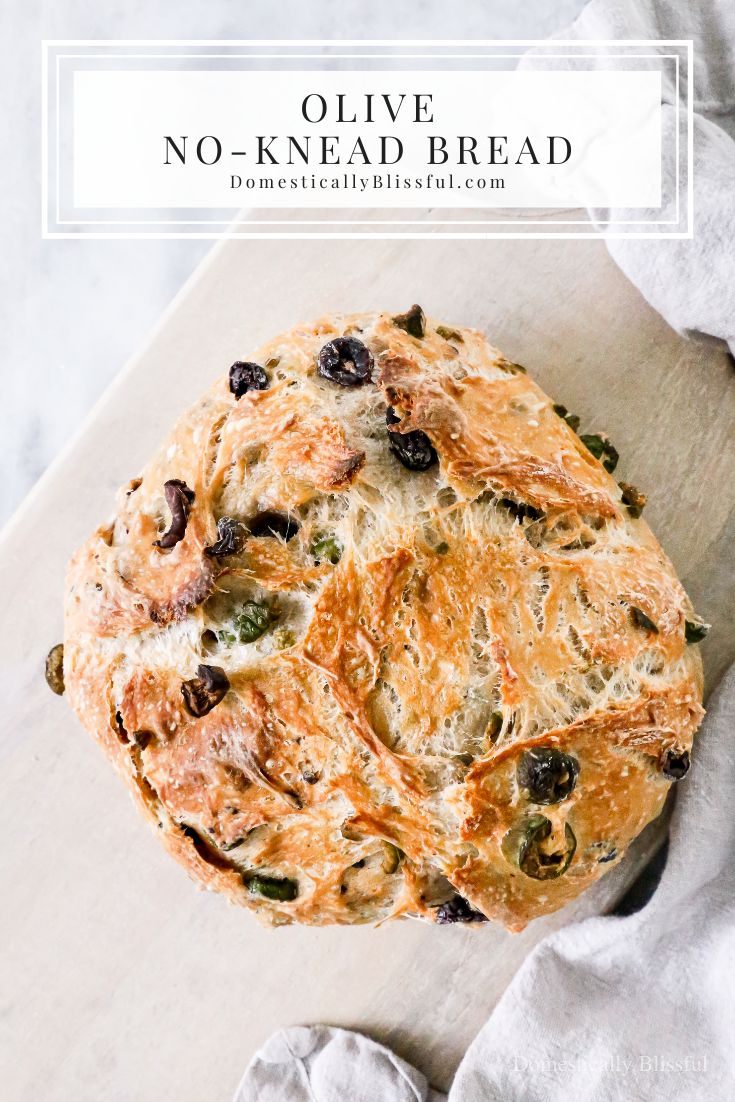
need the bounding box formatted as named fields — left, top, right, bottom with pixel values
left=2, top=224, right=734, bottom=1101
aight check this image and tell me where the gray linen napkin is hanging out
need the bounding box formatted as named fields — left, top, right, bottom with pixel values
left=550, top=0, right=735, bottom=356
left=234, top=2, right=735, bottom=1097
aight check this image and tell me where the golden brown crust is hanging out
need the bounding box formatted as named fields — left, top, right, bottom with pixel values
left=64, top=310, right=704, bottom=929
left=378, top=351, right=618, bottom=518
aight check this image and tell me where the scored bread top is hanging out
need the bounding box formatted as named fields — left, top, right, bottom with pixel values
left=64, top=308, right=704, bottom=929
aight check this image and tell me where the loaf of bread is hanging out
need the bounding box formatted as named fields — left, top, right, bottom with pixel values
left=62, top=307, right=705, bottom=929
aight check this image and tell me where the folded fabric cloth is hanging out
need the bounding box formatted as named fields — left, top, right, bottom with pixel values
left=552, top=0, right=735, bottom=356
left=234, top=4, right=735, bottom=1098
left=233, top=1025, right=445, bottom=1102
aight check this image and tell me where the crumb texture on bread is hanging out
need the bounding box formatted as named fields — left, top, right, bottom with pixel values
left=64, top=310, right=704, bottom=929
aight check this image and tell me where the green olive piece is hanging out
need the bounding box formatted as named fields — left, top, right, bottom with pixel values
left=685, top=620, right=710, bottom=645
left=517, top=747, right=579, bottom=804
left=247, top=874, right=298, bottom=902
left=580, top=433, right=619, bottom=473
left=45, top=643, right=65, bottom=696
left=181, top=665, right=230, bottom=717
left=488, top=711, right=503, bottom=743
left=381, top=842, right=403, bottom=874
left=311, top=533, right=342, bottom=565
left=552, top=404, right=580, bottom=433
left=503, top=815, right=577, bottom=880
left=218, top=600, right=274, bottom=646
left=630, top=606, right=659, bottom=634
left=392, top=304, right=426, bottom=339
left=619, top=481, right=647, bottom=519
left=436, top=324, right=464, bottom=343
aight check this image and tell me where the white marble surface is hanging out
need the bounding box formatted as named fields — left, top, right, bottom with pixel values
left=1, top=0, right=588, bottom=528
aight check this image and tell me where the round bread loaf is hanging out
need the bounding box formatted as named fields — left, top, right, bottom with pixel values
left=63, top=307, right=705, bottom=929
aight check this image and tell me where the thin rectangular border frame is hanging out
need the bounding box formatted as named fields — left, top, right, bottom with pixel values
left=55, top=52, right=677, bottom=228
left=41, top=39, right=693, bottom=240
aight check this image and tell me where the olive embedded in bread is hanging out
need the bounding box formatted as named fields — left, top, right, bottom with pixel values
left=434, top=895, right=488, bottom=924
left=504, top=816, right=577, bottom=881
left=44, top=643, right=65, bottom=696
left=62, top=310, right=704, bottom=930
left=392, top=304, right=426, bottom=339
left=579, top=433, right=619, bottom=473
left=153, top=479, right=195, bottom=549
left=181, top=665, right=230, bottom=717
left=517, top=747, right=579, bottom=805
left=204, top=516, right=248, bottom=558
left=660, top=747, right=691, bottom=780
left=684, top=620, right=709, bottom=645
left=248, top=511, right=299, bottom=541
left=247, top=874, right=299, bottom=902
left=385, top=406, right=438, bottom=471
left=229, top=360, right=269, bottom=398
left=317, top=336, right=373, bottom=387
left=310, top=533, right=342, bottom=565
left=217, top=601, right=275, bottom=646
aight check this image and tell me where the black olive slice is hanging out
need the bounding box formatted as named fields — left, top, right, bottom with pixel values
left=684, top=620, right=709, bottom=645
left=496, top=359, right=527, bottom=375
left=436, top=324, right=463, bottom=343
left=248, top=511, right=299, bottom=541
left=131, top=730, right=153, bottom=751
left=154, top=480, right=195, bottom=550
left=317, top=337, right=373, bottom=387
left=310, top=533, right=342, bottom=565
left=392, top=304, right=426, bottom=339
left=181, top=664, right=230, bottom=717
left=619, top=481, right=647, bottom=518
left=434, top=895, right=488, bottom=924
left=499, top=498, right=543, bottom=522
left=517, top=747, right=579, bottom=804
left=221, top=837, right=248, bottom=852
left=229, top=361, right=269, bottom=398
left=246, top=874, right=299, bottom=901
left=114, top=710, right=129, bottom=744
left=661, top=746, right=690, bottom=780
left=45, top=643, right=65, bottom=696
left=204, top=516, right=248, bottom=557
left=385, top=407, right=438, bottom=472
left=630, top=606, right=659, bottom=634
left=503, top=815, right=577, bottom=880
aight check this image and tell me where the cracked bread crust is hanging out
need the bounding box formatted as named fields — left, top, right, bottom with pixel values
left=63, top=310, right=704, bottom=930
